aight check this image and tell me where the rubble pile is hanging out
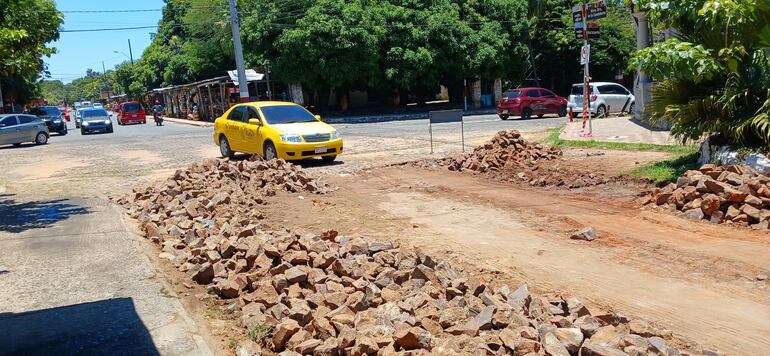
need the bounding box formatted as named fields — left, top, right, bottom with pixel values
left=646, top=164, right=770, bottom=229
left=444, top=130, right=562, bottom=173
left=116, top=157, right=331, bottom=210
left=119, top=158, right=698, bottom=355
left=437, top=130, right=622, bottom=188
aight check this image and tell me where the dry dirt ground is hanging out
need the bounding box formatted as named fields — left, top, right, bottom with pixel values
left=4, top=121, right=768, bottom=355
left=258, top=165, right=770, bottom=355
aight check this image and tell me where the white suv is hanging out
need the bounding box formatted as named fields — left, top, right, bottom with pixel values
left=567, top=82, right=635, bottom=118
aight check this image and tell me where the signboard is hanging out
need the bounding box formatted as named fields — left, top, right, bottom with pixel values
left=572, top=1, right=606, bottom=22
left=575, top=22, right=600, bottom=39
left=428, top=109, right=463, bottom=124
left=580, top=44, right=590, bottom=65
left=585, top=1, right=607, bottom=20
left=428, top=109, right=465, bottom=153
left=572, top=5, right=583, bottom=23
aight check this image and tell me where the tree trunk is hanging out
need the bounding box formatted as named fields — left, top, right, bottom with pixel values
left=525, top=23, right=541, bottom=87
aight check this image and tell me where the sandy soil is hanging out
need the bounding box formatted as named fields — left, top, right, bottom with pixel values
left=10, top=157, right=88, bottom=180
left=260, top=165, right=770, bottom=355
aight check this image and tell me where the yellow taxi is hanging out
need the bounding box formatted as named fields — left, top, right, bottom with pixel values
left=213, top=101, right=343, bottom=162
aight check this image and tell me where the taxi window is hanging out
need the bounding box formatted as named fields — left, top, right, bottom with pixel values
left=228, top=107, right=246, bottom=122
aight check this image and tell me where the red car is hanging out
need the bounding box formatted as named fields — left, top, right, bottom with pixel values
left=496, top=87, right=568, bottom=120
left=117, top=101, right=147, bottom=125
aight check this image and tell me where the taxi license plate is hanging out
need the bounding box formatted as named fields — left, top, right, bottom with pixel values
left=314, top=147, right=327, bottom=154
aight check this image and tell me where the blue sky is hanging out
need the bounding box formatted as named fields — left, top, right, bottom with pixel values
left=46, top=0, right=164, bottom=83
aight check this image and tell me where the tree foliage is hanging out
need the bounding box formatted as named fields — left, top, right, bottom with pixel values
left=630, top=0, right=770, bottom=147
left=530, top=0, right=635, bottom=93
left=0, top=0, right=62, bottom=105
left=109, top=0, right=635, bottom=106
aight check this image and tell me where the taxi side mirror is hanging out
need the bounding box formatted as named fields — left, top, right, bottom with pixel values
left=248, top=118, right=262, bottom=126
left=314, top=114, right=322, bottom=121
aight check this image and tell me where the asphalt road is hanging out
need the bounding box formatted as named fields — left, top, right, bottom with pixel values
left=52, top=115, right=203, bottom=143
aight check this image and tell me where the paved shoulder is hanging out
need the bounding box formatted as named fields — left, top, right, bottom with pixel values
left=0, top=194, right=212, bottom=356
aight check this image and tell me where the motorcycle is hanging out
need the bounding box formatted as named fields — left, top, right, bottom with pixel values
left=153, top=111, right=163, bottom=126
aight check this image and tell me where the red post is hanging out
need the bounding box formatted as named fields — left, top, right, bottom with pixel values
left=569, top=107, right=573, bottom=122
left=607, top=105, right=610, bottom=118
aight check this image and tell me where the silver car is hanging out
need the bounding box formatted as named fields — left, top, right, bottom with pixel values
left=0, top=114, right=50, bottom=147
left=567, top=82, right=635, bottom=118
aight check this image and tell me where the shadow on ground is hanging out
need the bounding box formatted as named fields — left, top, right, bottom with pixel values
left=0, top=194, right=89, bottom=233
left=0, top=297, right=159, bottom=356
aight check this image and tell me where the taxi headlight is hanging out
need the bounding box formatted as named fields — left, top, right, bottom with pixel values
left=280, top=134, right=302, bottom=143
left=331, top=130, right=341, bottom=139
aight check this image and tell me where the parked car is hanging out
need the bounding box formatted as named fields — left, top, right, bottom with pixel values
left=117, top=101, right=146, bottom=125
left=79, top=108, right=114, bottom=134
left=214, top=101, right=343, bottom=162
left=30, top=106, right=67, bottom=135
left=567, top=82, right=635, bottom=118
left=92, top=103, right=103, bottom=109
left=496, top=88, right=568, bottom=120
left=0, top=114, right=50, bottom=146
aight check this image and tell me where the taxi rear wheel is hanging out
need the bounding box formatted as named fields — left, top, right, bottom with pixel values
left=219, top=136, right=234, bottom=159
left=264, top=142, right=277, bottom=161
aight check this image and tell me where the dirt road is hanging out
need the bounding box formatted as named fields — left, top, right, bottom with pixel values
left=261, top=166, right=770, bottom=355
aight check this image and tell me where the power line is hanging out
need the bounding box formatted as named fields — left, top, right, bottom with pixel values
left=61, top=9, right=162, bottom=13
left=60, top=25, right=158, bottom=33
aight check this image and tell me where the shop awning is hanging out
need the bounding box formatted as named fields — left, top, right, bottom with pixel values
left=227, top=69, right=264, bottom=85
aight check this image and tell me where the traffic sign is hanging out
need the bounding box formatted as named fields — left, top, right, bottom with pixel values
left=586, top=1, right=607, bottom=20
left=580, top=44, right=590, bottom=65
left=572, top=1, right=607, bottom=21
left=575, top=22, right=600, bottom=39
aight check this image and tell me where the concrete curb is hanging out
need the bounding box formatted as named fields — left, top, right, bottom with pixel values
left=145, top=115, right=214, bottom=127
left=323, top=109, right=497, bottom=124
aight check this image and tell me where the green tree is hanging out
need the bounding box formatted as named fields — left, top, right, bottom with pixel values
left=630, top=0, right=770, bottom=146
left=39, top=79, right=66, bottom=103
left=0, top=0, right=62, bottom=106
left=530, top=0, right=635, bottom=94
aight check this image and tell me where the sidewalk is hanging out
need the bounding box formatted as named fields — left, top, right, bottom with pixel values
left=560, top=115, right=676, bottom=145
left=146, top=115, right=213, bottom=127
left=0, top=195, right=213, bottom=355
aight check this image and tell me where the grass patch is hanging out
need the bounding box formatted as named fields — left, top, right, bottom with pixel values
left=631, top=151, right=701, bottom=184
left=249, top=323, right=274, bottom=343
left=159, top=287, right=178, bottom=299
left=543, top=126, right=696, bottom=155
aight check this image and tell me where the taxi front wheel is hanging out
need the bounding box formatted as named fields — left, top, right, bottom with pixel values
left=264, top=142, right=277, bottom=161
left=219, top=136, right=234, bottom=159
left=322, top=155, right=337, bottom=163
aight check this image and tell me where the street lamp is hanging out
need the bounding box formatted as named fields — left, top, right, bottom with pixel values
left=113, top=50, right=133, bottom=65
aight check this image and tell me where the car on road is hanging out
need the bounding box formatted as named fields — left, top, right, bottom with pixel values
left=30, top=106, right=68, bottom=135
left=117, top=101, right=146, bottom=125
left=92, top=103, right=103, bottom=109
left=214, top=101, right=343, bottom=162
left=79, top=108, right=114, bottom=134
left=74, top=108, right=86, bottom=128
left=567, top=82, right=635, bottom=118
left=496, top=88, right=568, bottom=120
left=0, top=114, right=50, bottom=146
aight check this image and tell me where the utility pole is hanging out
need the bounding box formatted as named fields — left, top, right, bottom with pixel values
left=265, top=60, right=272, bottom=100
left=102, top=61, right=111, bottom=99
left=582, top=0, right=591, bottom=136
left=0, top=80, right=4, bottom=114
left=228, top=0, right=250, bottom=102
left=128, top=39, right=134, bottom=65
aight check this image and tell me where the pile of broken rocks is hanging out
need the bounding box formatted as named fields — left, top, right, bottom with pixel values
left=117, top=158, right=704, bottom=356
left=434, top=130, right=624, bottom=189
left=645, top=164, right=770, bottom=229
left=443, top=130, right=562, bottom=174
